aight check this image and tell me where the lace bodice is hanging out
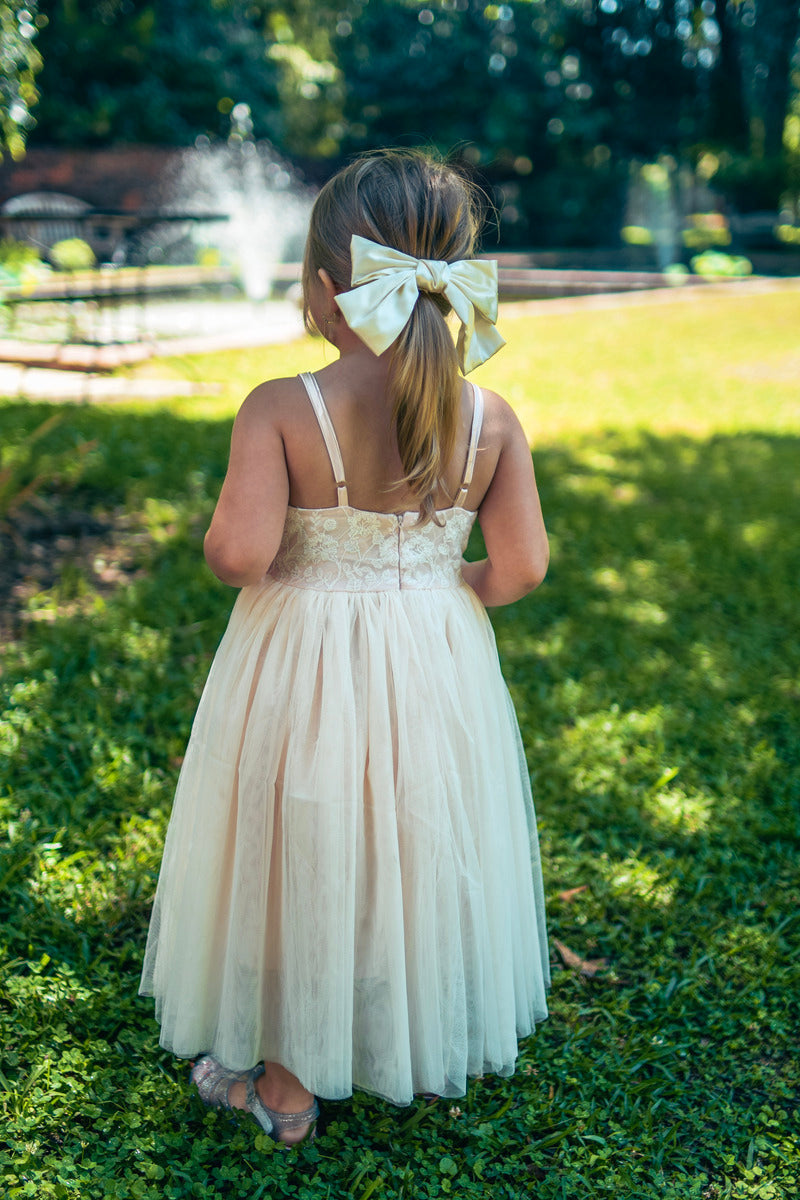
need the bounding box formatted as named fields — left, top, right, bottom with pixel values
left=266, top=372, right=483, bottom=593
left=269, top=504, right=477, bottom=592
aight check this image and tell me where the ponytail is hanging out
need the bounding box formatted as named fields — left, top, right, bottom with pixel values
left=390, top=293, right=460, bottom=525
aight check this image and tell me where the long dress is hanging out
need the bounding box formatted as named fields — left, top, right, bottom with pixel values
left=140, top=371, right=549, bottom=1107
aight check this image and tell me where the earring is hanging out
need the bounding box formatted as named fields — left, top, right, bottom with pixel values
left=322, top=312, right=339, bottom=342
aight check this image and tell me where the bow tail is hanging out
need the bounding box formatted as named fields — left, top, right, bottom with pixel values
left=447, top=286, right=506, bottom=374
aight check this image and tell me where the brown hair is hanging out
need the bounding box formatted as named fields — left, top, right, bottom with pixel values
left=302, top=149, right=483, bottom=523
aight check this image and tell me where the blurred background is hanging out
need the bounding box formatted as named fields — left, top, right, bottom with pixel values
left=1, top=0, right=799, bottom=303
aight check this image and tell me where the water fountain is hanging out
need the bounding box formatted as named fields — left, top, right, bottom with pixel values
left=623, top=159, right=681, bottom=272
left=113, top=117, right=314, bottom=345
left=0, top=109, right=314, bottom=359
left=160, top=117, right=313, bottom=303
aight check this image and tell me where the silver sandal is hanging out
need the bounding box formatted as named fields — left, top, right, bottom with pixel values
left=190, top=1054, right=263, bottom=1108
left=245, top=1072, right=319, bottom=1144
left=190, top=1055, right=319, bottom=1144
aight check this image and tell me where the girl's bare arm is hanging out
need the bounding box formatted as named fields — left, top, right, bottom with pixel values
left=203, top=383, right=290, bottom=587
left=461, top=397, right=548, bottom=607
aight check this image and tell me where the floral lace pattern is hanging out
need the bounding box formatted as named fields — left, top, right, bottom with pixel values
left=269, top=505, right=477, bottom=592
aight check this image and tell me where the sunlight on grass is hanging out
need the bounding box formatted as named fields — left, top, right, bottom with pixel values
left=483, top=285, right=800, bottom=442
left=2, top=283, right=798, bottom=1199
left=610, top=857, right=677, bottom=907
left=592, top=566, right=626, bottom=593
left=34, top=814, right=165, bottom=926
left=121, top=285, right=800, bottom=445
left=617, top=598, right=669, bottom=625
left=739, top=518, right=780, bottom=548
left=649, top=787, right=713, bottom=834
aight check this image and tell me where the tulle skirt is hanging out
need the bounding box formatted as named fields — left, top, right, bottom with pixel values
left=140, top=577, right=549, bottom=1106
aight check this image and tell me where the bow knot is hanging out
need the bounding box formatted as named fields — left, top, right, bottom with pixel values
left=415, top=258, right=450, bottom=295
left=334, top=235, right=505, bottom=374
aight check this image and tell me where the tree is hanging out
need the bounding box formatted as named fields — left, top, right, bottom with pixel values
left=0, top=0, right=42, bottom=160
left=30, top=0, right=283, bottom=146
left=18, top=0, right=800, bottom=243
left=735, top=0, right=800, bottom=159
left=329, top=0, right=800, bottom=239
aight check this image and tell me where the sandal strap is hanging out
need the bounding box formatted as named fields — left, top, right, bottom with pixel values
left=245, top=1075, right=319, bottom=1136
left=245, top=1073, right=276, bottom=1135
left=266, top=1100, right=320, bottom=1131
left=191, top=1055, right=254, bottom=1109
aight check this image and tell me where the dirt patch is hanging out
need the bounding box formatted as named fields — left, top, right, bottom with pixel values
left=0, top=500, right=147, bottom=641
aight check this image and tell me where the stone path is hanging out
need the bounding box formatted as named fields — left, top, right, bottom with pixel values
left=0, top=364, right=225, bottom=403
left=0, top=298, right=305, bottom=402
left=1, top=278, right=796, bottom=403
left=500, top=274, right=800, bottom=317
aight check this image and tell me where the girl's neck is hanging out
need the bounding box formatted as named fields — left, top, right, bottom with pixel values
left=320, top=334, right=394, bottom=395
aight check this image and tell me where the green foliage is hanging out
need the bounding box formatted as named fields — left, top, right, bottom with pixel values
left=25, top=1, right=800, bottom=245
left=621, top=226, right=654, bottom=246
left=49, top=238, right=97, bottom=272
left=0, top=238, right=49, bottom=302
left=194, top=246, right=221, bottom=269
left=31, top=0, right=282, bottom=147
left=710, top=150, right=794, bottom=220
left=690, top=250, right=753, bottom=277
left=0, top=412, right=96, bottom=524
left=682, top=213, right=732, bottom=250
left=1, top=289, right=799, bottom=1197
left=0, top=0, right=42, bottom=160
left=0, top=237, right=43, bottom=272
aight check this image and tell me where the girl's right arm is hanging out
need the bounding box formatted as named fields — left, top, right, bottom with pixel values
left=203, top=382, right=290, bottom=587
left=461, top=396, right=549, bottom=607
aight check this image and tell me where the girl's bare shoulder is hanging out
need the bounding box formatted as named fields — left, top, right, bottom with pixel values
left=234, top=375, right=307, bottom=431
left=476, top=385, right=525, bottom=448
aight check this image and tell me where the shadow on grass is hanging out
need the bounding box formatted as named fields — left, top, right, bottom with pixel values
left=1, top=404, right=799, bottom=1198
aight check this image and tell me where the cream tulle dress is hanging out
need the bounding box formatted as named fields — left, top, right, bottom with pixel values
left=140, top=372, right=549, bottom=1106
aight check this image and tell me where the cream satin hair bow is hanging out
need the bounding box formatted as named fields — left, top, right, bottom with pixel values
left=335, top=235, right=505, bottom=374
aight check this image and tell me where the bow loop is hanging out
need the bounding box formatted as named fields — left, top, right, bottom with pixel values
left=334, top=235, right=505, bottom=373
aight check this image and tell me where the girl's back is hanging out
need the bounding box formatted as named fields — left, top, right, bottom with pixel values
left=277, top=362, right=498, bottom=515
left=205, top=359, right=546, bottom=606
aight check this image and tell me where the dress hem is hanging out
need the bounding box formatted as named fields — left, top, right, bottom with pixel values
left=144, top=1008, right=550, bottom=1108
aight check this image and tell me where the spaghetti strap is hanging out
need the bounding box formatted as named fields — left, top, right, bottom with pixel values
left=454, top=384, right=484, bottom=509
left=299, top=372, right=349, bottom=506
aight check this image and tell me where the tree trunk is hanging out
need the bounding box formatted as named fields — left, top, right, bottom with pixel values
left=706, top=0, right=750, bottom=151
left=755, top=0, right=800, bottom=158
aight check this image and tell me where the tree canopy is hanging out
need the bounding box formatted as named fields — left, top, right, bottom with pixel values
left=7, top=0, right=800, bottom=244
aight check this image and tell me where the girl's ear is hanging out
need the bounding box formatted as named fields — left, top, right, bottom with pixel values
left=317, top=267, right=340, bottom=299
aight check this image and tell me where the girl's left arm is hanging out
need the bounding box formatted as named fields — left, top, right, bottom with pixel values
left=203, top=383, right=290, bottom=587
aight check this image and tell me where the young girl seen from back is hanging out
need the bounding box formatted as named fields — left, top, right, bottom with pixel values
left=140, top=149, right=550, bottom=1146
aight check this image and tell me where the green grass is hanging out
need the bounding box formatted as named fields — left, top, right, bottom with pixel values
left=1, top=284, right=799, bottom=1198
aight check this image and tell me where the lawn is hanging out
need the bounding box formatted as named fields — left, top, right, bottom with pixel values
left=1, top=284, right=798, bottom=1199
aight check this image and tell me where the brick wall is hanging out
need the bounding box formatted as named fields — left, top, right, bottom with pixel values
left=0, top=145, right=186, bottom=210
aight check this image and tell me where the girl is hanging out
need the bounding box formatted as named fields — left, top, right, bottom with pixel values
left=140, top=149, right=550, bottom=1146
